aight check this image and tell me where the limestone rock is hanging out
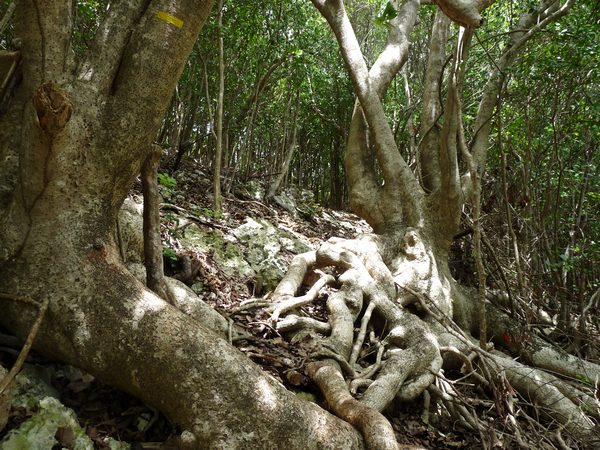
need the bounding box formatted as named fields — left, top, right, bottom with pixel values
left=1, top=397, right=94, bottom=450
left=273, top=192, right=297, bottom=216
left=233, top=217, right=312, bottom=291
left=179, top=224, right=255, bottom=280
left=1, top=365, right=130, bottom=450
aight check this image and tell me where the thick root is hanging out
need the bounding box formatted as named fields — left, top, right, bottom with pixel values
left=436, top=328, right=599, bottom=443
left=268, top=235, right=442, bottom=447
left=489, top=352, right=597, bottom=440
left=487, top=305, right=600, bottom=383
left=308, top=361, right=398, bottom=450
left=1, top=261, right=364, bottom=449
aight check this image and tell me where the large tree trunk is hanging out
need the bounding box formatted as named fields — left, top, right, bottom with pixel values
left=2, top=253, right=362, bottom=447
left=0, top=1, right=363, bottom=448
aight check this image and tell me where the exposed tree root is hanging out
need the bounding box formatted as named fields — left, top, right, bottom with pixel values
left=308, top=361, right=398, bottom=450
left=267, top=232, right=599, bottom=448
left=268, top=235, right=442, bottom=448
left=438, top=327, right=599, bottom=443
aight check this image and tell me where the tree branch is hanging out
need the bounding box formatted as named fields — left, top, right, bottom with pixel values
left=347, top=0, right=420, bottom=207
left=470, top=0, right=573, bottom=174
left=418, top=10, right=450, bottom=193
left=320, top=0, right=423, bottom=227
left=142, top=145, right=173, bottom=304
left=77, top=0, right=150, bottom=95
left=0, top=295, right=49, bottom=396
left=99, top=0, right=215, bottom=175
left=433, top=0, right=496, bottom=28
left=434, top=27, right=474, bottom=244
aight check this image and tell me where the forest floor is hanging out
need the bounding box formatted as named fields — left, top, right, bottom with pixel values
left=0, top=160, right=505, bottom=449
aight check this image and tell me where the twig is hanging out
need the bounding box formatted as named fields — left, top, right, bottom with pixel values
left=580, top=287, right=599, bottom=322
left=357, top=341, right=384, bottom=380
left=434, top=377, right=483, bottom=432
left=395, top=283, right=496, bottom=363
left=0, top=295, right=50, bottom=395
left=350, top=343, right=384, bottom=394
left=160, top=203, right=188, bottom=213
left=0, top=293, right=39, bottom=307
left=440, top=346, right=488, bottom=386
left=349, top=378, right=373, bottom=394
left=480, top=230, right=516, bottom=315
left=172, top=215, right=228, bottom=233
left=225, top=197, right=273, bottom=213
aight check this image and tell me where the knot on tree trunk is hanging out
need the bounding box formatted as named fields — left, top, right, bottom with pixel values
left=32, top=82, right=72, bottom=136
left=434, top=0, right=487, bottom=28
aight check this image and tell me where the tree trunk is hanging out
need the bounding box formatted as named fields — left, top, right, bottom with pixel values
left=142, top=145, right=172, bottom=303
left=213, top=0, right=225, bottom=212
left=1, top=1, right=595, bottom=449
left=268, top=99, right=299, bottom=199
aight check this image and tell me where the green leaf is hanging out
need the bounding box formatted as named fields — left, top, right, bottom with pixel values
left=375, top=2, right=397, bottom=27
left=157, top=173, right=177, bottom=189
left=162, top=247, right=178, bottom=262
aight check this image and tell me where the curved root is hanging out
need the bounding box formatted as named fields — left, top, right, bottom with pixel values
left=308, top=361, right=398, bottom=450
left=268, top=233, right=599, bottom=447
left=268, top=236, right=442, bottom=447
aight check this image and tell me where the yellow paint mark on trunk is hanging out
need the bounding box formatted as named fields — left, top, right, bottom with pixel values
left=157, top=11, right=184, bottom=28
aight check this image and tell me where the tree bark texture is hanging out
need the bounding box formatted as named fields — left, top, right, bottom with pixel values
left=142, top=144, right=172, bottom=303
left=0, top=0, right=593, bottom=448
